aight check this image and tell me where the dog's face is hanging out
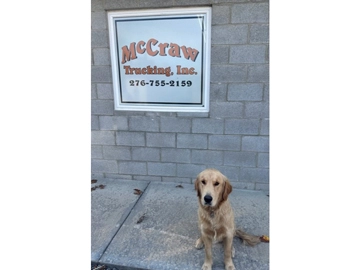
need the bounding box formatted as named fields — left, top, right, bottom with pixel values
left=195, top=169, right=232, bottom=208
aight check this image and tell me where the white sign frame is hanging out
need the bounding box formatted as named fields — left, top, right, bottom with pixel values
left=108, top=7, right=211, bottom=112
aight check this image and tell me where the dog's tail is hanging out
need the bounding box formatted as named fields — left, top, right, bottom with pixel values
left=235, top=228, right=261, bottom=246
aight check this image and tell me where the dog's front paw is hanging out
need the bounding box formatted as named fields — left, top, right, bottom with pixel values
left=225, top=263, right=236, bottom=270
left=232, top=245, right=235, bottom=258
left=195, top=238, right=204, bottom=249
left=201, top=262, right=212, bottom=270
left=225, top=259, right=235, bottom=270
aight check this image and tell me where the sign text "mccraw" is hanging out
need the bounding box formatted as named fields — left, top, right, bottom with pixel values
left=121, top=38, right=199, bottom=64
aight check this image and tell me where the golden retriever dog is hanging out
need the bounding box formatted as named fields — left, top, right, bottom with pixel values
left=194, top=168, right=260, bottom=270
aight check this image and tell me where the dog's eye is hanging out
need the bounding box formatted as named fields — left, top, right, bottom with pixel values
left=201, top=180, right=206, bottom=185
left=214, top=182, right=220, bottom=186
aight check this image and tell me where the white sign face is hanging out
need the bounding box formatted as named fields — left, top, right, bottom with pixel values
left=108, top=8, right=211, bottom=112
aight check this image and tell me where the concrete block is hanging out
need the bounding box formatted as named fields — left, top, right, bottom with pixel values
left=260, top=118, right=269, bottom=135
left=264, top=83, right=269, bottom=101
left=231, top=181, right=255, bottom=190
left=240, top=167, right=269, bottom=183
left=210, top=102, right=244, bottom=118
left=177, top=164, right=207, bottom=178
left=255, top=182, right=269, bottom=191
left=99, top=116, right=128, bottom=131
left=92, top=100, right=114, bottom=115
left=91, top=11, right=107, bottom=30
left=91, top=66, right=112, bottom=83
left=176, top=112, right=209, bottom=118
left=247, top=64, right=269, bottom=82
left=146, top=112, right=177, bottom=117
left=191, top=150, right=223, bottom=165
left=231, top=3, right=269, bottom=23
left=97, top=83, right=113, bottom=99
left=211, top=45, right=229, bottom=65
left=244, top=101, right=269, bottom=118
left=92, top=115, right=99, bottom=130
left=103, top=146, right=131, bottom=160
left=91, top=29, right=109, bottom=48
left=212, top=5, right=230, bottom=25
left=160, top=117, right=191, bottom=133
left=177, top=134, right=208, bottom=149
left=93, top=48, right=111, bottom=66
left=225, top=119, right=260, bottom=135
left=115, top=111, right=146, bottom=117
left=92, top=145, right=103, bottom=159
left=104, top=0, right=176, bottom=9
left=211, top=65, right=247, bottom=82
left=258, top=153, right=269, bottom=168
left=162, top=177, right=192, bottom=183
left=132, top=147, right=160, bottom=162
left=92, top=131, right=115, bottom=145
left=91, top=159, right=118, bottom=173
left=129, top=116, right=160, bottom=132
left=209, top=135, right=241, bottom=150
left=250, top=24, right=269, bottom=43
left=133, top=175, right=161, bottom=181
left=214, top=166, right=241, bottom=181
left=116, top=131, right=145, bottom=146
left=161, top=148, right=191, bottom=163
left=105, top=173, right=132, bottom=180
left=242, top=136, right=269, bottom=152
left=210, top=83, right=227, bottom=102
left=228, top=83, right=263, bottom=101
left=230, top=45, right=267, bottom=64
left=170, top=0, right=212, bottom=7
left=212, top=24, right=247, bottom=45
left=91, top=172, right=104, bottom=180
left=118, top=161, right=147, bottom=175
left=192, top=118, right=224, bottom=134
left=146, top=133, right=175, bottom=148
left=91, top=83, right=97, bottom=99
left=212, top=0, right=248, bottom=3
left=91, top=0, right=104, bottom=12
left=224, top=151, right=257, bottom=167
left=148, top=162, right=176, bottom=176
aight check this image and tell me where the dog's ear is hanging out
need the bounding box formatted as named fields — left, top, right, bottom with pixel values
left=221, top=177, right=232, bottom=202
left=194, top=177, right=201, bottom=198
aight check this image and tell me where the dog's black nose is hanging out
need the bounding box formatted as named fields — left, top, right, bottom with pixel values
left=204, top=195, right=212, bottom=204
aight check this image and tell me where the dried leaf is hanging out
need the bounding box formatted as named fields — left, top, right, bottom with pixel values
left=136, top=213, right=146, bottom=224
left=91, top=185, right=99, bottom=191
left=91, top=179, right=97, bottom=184
left=134, top=188, right=143, bottom=195
left=259, top=235, right=269, bottom=243
left=99, top=184, right=106, bottom=189
left=93, top=265, right=106, bottom=270
left=175, top=184, right=184, bottom=188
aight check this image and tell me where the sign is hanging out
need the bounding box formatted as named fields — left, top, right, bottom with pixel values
left=108, top=7, right=211, bottom=112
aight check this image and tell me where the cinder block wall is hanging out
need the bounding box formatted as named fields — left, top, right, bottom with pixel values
left=91, top=0, right=269, bottom=190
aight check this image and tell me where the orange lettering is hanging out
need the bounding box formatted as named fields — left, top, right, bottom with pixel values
left=168, top=43, right=181, bottom=57
left=146, top=38, right=159, bottom=56
left=181, top=46, right=199, bottom=62
left=158, top=43, right=169, bottom=56
left=136, top=40, right=146, bottom=54
left=121, top=42, right=137, bottom=64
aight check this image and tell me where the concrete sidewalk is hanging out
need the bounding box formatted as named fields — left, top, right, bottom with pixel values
left=91, top=179, right=269, bottom=270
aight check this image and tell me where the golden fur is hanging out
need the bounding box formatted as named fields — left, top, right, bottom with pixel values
left=194, top=168, right=260, bottom=270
